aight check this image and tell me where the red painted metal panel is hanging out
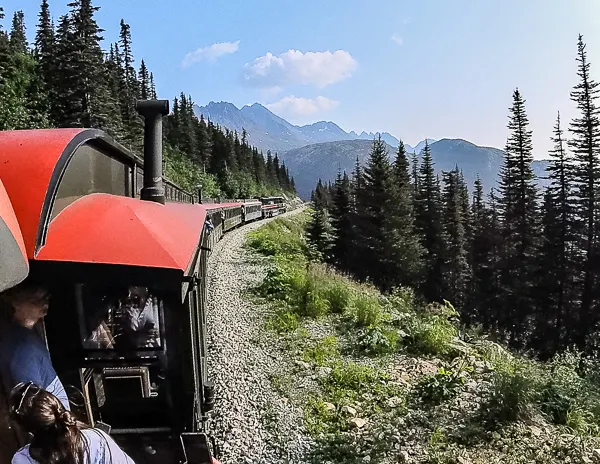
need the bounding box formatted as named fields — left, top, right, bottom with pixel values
left=0, top=129, right=84, bottom=257
left=36, top=193, right=207, bottom=272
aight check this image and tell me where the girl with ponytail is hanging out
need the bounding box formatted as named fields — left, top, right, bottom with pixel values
left=8, top=382, right=135, bottom=464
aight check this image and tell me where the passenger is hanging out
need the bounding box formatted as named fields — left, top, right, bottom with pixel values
left=120, top=286, right=159, bottom=349
left=205, top=217, right=214, bottom=234
left=9, top=381, right=135, bottom=464
left=0, top=281, right=70, bottom=411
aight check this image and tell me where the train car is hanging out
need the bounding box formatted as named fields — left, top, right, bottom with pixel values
left=260, top=196, right=286, bottom=218
left=242, top=200, right=262, bottom=223
left=0, top=101, right=217, bottom=463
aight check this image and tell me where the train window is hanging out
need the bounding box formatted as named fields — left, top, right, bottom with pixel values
left=135, top=167, right=144, bottom=198
left=76, top=284, right=163, bottom=351
left=52, top=145, right=132, bottom=220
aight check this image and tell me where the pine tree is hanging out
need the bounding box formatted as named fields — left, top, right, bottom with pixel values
left=441, top=168, right=470, bottom=309
left=531, top=112, right=576, bottom=353
left=149, top=72, right=157, bottom=98
left=330, top=170, right=353, bottom=270
left=118, top=19, right=142, bottom=149
left=138, top=59, right=150, bottom=99
left=497, top=88, right=539, bottom=344
left=568, top=35, right=600, bottom=346
left=389, top=140, right=424, bottom=288
left=34, top=0, right=55, bottom=124
left=103, top=43, right=125, bottom=140
left=307, top=205, right=331, bottom=261
left=468, top=177, right=498, bottom=326
left=415, top=141, right=445, bottom=301
left=54, top=1, right=114, bottom=130
left=9, top=11, right=27, bottom=54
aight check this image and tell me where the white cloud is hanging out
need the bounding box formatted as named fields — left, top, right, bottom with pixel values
left=182, top=40, right=240, bottom=68
left=242, top=49, right=358, bottom=89
left=266, top=95, right=339, bottom=118
left=391, top=34, right=403, bottom=46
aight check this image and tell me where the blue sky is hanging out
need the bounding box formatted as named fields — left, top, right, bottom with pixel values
left=5, top=0, right=600, bottom=157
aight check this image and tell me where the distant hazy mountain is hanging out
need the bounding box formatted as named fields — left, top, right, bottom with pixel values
left=280, top=138, right=550, bottom=199
left=413, top=139, right=437, bottom=154
left=193, top=101, right=407, bottom=153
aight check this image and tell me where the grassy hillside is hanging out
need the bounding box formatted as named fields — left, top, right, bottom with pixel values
left=245, top=212, right=600, bottom=464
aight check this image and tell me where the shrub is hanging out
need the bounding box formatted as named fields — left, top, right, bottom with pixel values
left=482, top=358, right=539, bottom=425
left=303, top=336, right=340, bottom=366
left=324, top=277, right=353, bottom=314
left=352, top=292, right=383, bottom=327
left=246, top=216, right=307, bottom=257
left=416, top=364, right=468, bottom=405
left=321, top=362, right=391, bottom=403
left=356, top=327, right=399, bottom=355
left=409, top=315, right=458, bottom=357
left=266, top=308, right=299, bottom=333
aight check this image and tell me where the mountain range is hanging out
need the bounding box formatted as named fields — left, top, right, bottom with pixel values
left=194, top=101, right=404, bottom=153
left=193, top=101, right=551, bottom=199
left=279, top=138, right=550, bottom=199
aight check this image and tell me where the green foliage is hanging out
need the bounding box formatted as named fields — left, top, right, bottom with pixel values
left=266, top=308, right=299, bottom=334
left=323, top=276, right=352, bottom=314
left=303, top=336, right=340, bottom=366
left=351, top=292, right=384, bottom=328
left=416, top=358, right=471, bottom=405
left=320, top=361, right=396, bottom=404
left=407, top=303, right=459, bottom=357
left=164, top=146, right=221, bottom=196
left=356, top=326, right=398, bottom=355
left=247, top=216, right=307, bottom=258
left=482, top=358, right=540, bottom=425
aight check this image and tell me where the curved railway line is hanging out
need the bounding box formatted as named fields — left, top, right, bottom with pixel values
left=205, top=207, right=310, bottom=463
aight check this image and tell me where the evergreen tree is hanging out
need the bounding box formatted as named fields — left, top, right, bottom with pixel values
left=54, top=1, right=114, bottom=130
left=568, top=35, right=600, bottom=346
left=138, top=59, right=150, bottom=99
left=497, top=89, right=539, bottom=344
left=149, top=72, right=157, bottom=98
left=118, top=19, right=142, bottom=149
left=307, top=205, right=331, bottom=260
left=533, top=113, right=576, bottom=353
left=349, top=156, right=369, bottom=280
left=468, top=177, right=499, bottom=326
left=9, top=11, right=27, bottom=54
left=330, top=170, right=353, bottom=270
left=414, top=141, right=445, bottom=301
left=441, top=168, right=470, bottom=309
left=389, top=141, right=424, bottom=288
left=34, top=0, right=55, bottom=123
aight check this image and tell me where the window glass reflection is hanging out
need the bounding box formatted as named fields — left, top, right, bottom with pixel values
left=77, top=285, right=162, bottom=350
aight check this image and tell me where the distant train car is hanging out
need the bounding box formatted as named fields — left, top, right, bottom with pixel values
left=242, top=200, right=262, bottom=223
left=260, top=196, right=286, bottom=218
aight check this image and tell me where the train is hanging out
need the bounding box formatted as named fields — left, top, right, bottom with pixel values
left=0, top=100, right=301, bottom=464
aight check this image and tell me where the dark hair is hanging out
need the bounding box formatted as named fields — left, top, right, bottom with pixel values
left=0, top=280, right=47, bottom=310
left=9, top=382, right=87, bottom=464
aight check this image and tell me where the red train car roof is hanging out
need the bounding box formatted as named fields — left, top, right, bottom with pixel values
left=0, top=128, right=139, bottom=258
left=0, top=129, right=205, bottom=273
left=36, top=194, right=206, bottom=272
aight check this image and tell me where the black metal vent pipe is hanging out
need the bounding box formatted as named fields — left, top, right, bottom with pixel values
left=136, top=99, right=169, bottom=204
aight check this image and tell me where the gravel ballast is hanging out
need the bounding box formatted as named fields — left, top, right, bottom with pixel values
left=205, top=209, right=313, bottom=464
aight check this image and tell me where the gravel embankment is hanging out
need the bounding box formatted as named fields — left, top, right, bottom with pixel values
left=205, top=208, right=313, bottom=464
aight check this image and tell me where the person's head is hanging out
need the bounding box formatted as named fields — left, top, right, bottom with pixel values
left=0, top=281, right=49, bottom=328
left=9, top=382, right=85, bottom=464
left=127, top=286, right=149, bottom=307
